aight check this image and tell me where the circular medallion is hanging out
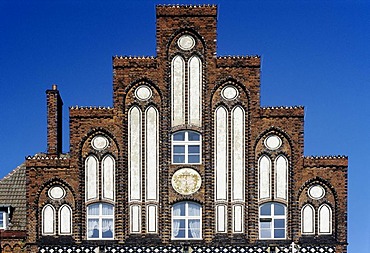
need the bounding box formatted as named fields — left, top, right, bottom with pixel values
left=308, top=185, right=325, bottom=200
left=172, top=168, right=201, bottom=195
left=177, top=35, right=195, bottom=51
left=48, top=186, right=65, bottom=200
left=92, top=136, right=109, bottom=151
left=221, top=86, right=239, bottom=100
left=135, top=85, right=152, bottom=101
left=264, top=135, right=282, bottom=150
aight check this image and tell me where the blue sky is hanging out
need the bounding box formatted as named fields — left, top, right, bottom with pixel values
left=0, top=0, right=368, bottom=251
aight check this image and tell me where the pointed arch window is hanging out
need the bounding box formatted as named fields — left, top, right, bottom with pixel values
left=102, top=155, right=115, bottom=201
left=259, top=156, right=271, bottom=200
left=85, top=155, right=98, bottom=201
left=301, top=204, right=315, bottom=234
left=59, top=205, right=72, bottom=235
left=42, top=205, right=55, bottom=235
left=319, top=204, right=332, bottom=234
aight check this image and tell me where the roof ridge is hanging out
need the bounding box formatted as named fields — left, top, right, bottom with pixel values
left=305, top=155, right=348, bottom=159
left=113, top=56, right=156, bottom=59
left=0, top=163, right=25, bottom=182
left=261, top=106, right=304, bottom=109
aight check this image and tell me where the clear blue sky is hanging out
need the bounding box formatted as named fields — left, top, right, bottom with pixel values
left=0, top=0, right=368, bottom=251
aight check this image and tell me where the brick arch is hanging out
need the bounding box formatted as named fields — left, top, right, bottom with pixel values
left=78, top=128, right=120, bottom=156
left=167, top=28, right=206, bottom=56
left=298, top=177, right=338, bottom=205
left=124, top=78, right=162, bottom=105
left=34, top=178, right=77, bottom=206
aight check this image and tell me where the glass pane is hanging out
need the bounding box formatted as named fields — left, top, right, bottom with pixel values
left=274, top=219, right=285, bottom=228
left=175, top=229, right=186, bottom=238
left=188, top=145, right=200, bottom=153
left=188, top=219, right=201, bottom=238
left=274, top=204, right=285, bottom=215
left=173, top=132, right=185, bottom=141
left=0, top=212, right=3, bottom=227
left=173, top=203, right=186, bottom=216
left=260, top=204, right=271, bottom=215
left=174, top=145, right=185, bottom=153
left=88, top=219, right=100, bottom=238
left=274, top=229, right=285, bottom=238
left=188, top=203, right=201, bottom=216
left=188, top=132, right=200, bottom=141
left=88, top=203, right=100, bottom=215
left=102, top=204, right=114, bottom=215
left=173, top=155, right=185, bottom=163
left=260, top=229, right=271, bottom=238
left=102, top=219, right=114, bottom=238
left=173, top=219, right=185, bottom=238
left=188, top=155, right=200, bottom=163
left=260, top=221, right=271, bottom=229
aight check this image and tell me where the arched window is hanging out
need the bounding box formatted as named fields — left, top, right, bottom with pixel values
left=259, top=202, right=286, bottom=239
left=259, top=156, right=271, bottom=200
left=87, top=203, right=114, bottom=239
left=85, top=155, right=98, bottom=201
left=42, top=204, right=55, bottom=235
left=59, top=204, right=72, bottom=235
left=301, top=204, right=315, bottom=234
left=102, top=155, right=115, bottom=201
left=172, top=131, right=201, bottom=164
left=319, top=204, right=332, bottom=234
left=172, top=202, right=201, bottom=239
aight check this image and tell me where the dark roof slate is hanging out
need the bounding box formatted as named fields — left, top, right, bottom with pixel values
left=0, top=164, right=27, bottom=231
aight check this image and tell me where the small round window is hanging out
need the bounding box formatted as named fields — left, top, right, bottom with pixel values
left=48, top=186, right=66, bottom=200
left=92, top=136, right=109, bottom=151
left=308, top=185, right=325, bottom=200
left=264, top=135, right=282, bottom=150
left=177, top=35, right=195, bottom=50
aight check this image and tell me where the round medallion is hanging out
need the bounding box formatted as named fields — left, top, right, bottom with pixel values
left=92, top=136, right=109, bottom=151
left=135, top=85, right=152, bottom=101
left=308, top=185, right=325, bottom=200
left=172, top=168, right=201, bottom=195
left=48, top=186, right=65, bottom=200
left=177, top=35, right=195, bottom=51
left=264, top=135, right=282, bottom=150
left=221, top=86, right=238, bottom=100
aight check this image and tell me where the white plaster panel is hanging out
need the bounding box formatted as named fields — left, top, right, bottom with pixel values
left=86, top=156, right=98, bottom=201
left=319, top=205, right=332, bottom=234
left=147, top=205, right=157, bottom=233
left=188, top=56, right=202, bottom=126
left=146, top=107, right=158, bottom=201
left=233, top=205, right=243, bottom=233
left=275, top=155, right=288, bottom=200
left=129, top=107, right=142, bottom=201
left=216, top=205, right=227, bottom=233
left=42, top=205, right=55, bottom=235
left=215, top=107, right=228, bottom=201
left=130, top=205, right=141, bottom=233
left=232, top=106, right=245, bottom=201
left=171, top=56, right=185, bottom=127
left=259, top=156, right=271, bottom=200
left=302, top=204, right=314, bottom=234
left=59, top=205, right=72, bottom=234
left=103, top=155, right=115, bottom=201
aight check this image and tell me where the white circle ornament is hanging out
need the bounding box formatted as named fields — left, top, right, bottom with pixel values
left=177, top=35, right=195, bottom=50
left=92, top=136, right=109, bottom=151
left=171, top=168, right=201, bottom=195
left=264, top=135, right=282, bottom=150
left=48, top=186, right=66, bottom=200
left=308, top=185, right=325, bottom=200
left=221, top=86, right=239, bottom=100
left=135, top=85, right=152, bottom=101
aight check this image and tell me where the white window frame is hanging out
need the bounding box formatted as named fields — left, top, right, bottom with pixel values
left=172, top=201, right=202, bottom=240
left=0, top=211, right=7, bottom=229
left=172, top=131, right=201, bottom=164
left=42, top=204, right=56, bottom=235
left=59, top=204, right=72, bottom=235
left=87, top=203, right=114, bottom=240
left=259, top=202, right=286, bottom=240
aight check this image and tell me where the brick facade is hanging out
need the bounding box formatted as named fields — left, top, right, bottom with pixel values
left=0, top=5, right=347, bottom=253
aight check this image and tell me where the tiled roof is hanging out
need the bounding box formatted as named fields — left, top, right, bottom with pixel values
left=0, top=164, right=27, bottom=231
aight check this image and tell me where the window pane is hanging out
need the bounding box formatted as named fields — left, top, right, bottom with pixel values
left=188, top=203, right=201, bottom=216
left=174, top=145, right=185, bottom=153
left=274, top=229, right=285, bottom=238
left=188, top=219, right=201, bottom=238
left=88, top=219, right=100, bottom=238
left=274, top=204, right=285, bottom=215
left=173, top=203, right=186, bottom=216
left=274, top=219, right=285, bottom=228
left=260, top=221, right=271, bottom=229
left=102, top=219, right=114, bottom=238
left=260, top=204, right=271, bottom=215
left=188, top=132, right=200, bottom=141
left=188, top=145, right=200, bottom=153
left=173, top=132, right=185, bottom=141
left=261, top=229, right=271, bottom=238
left=173, top=155, right=185, bottom=163
left=102, top=204, right=113, bottom=215
left=0, top=212, right=3, bottom=227
left=88, top=204, right=100, bottom=215
left=188, top=155, right=200, bottom=163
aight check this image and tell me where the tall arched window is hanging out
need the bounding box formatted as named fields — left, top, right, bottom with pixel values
left=319, top=204, right=332, bottom=234
left=301, top=204, right=315, bottom=234
left=87, top=203, right=114, bottom=239
left=42, top=204, right=55, bottom=235
left=275, top=155, right=288, bottom=200
left=172, top=131, right=201, bottom=164
left=85, top=155, right=98, bottom=201
left=59, top=204, right=72, bottom=235
left=172, top=202, right=201, bottom=239
left=102, top=155, right=115, bottom=201
left=259, top=156, right=271, bottom=200
left=171, top=55, right=185, bottom=127
left=259, top=202, right=286, bottom=239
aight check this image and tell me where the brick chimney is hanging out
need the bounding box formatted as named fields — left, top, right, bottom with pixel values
left=46, top=84, right=63, bottom=154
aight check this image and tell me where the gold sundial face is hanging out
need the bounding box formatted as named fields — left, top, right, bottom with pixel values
left=171, top=168, right=201, bottom=195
